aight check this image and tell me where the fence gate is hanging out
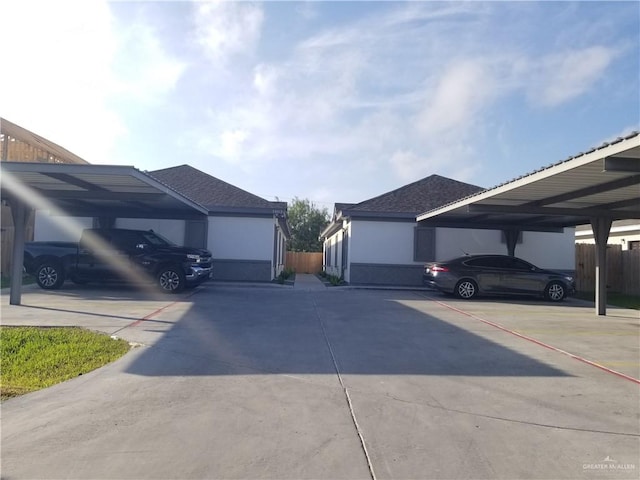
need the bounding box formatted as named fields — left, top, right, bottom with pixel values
left=285, top=252, right=323, bottom=274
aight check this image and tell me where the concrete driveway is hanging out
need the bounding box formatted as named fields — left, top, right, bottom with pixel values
left=1, top=277, right=638, bottom=479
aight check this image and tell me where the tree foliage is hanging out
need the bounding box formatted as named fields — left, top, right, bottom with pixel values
left=288, top=197, right=330, bottom=252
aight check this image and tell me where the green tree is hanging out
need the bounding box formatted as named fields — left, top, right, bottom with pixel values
left=288, top=197, right=330, bottom=252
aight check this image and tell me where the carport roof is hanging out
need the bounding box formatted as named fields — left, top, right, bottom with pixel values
left=417, top=132, right=640, bottom=231
left=0, top=162, right=209, bottom=218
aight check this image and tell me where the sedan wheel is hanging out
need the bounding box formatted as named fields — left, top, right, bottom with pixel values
left=545, top=281, right=565, bottom=302
left=455, top=279, right=478, bottom=299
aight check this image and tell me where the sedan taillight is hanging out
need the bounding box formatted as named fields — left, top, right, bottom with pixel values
left=431, top=265, right=449, bottom=272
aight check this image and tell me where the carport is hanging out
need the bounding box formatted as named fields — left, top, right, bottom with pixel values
left=0, top=162, right=209, bottom=305
left=417, top=132, right=640, bottom=316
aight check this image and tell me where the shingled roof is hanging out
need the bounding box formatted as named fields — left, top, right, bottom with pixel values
left=346, top=174, right=484, bottom=215
left=322, top=174, right=484, bottom=238
left=320, top=175, right=484, bottom=238
left=149, top=164, right=275, bottom=210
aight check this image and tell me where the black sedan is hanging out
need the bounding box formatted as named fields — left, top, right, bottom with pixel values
left=423, top=254, right=576, bottom=302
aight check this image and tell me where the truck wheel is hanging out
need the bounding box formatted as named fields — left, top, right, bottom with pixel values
left=157, top=265, right=185, bottom=293
left=36, top=262, right=65, bottom=290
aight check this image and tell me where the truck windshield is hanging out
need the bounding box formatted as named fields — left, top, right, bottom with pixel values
left=141, top=231, right=175, bottom=246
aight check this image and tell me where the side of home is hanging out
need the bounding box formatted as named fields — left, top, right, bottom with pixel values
left=33, top=164, right=290, bottom=283
left=322, top=174, right=576, bottom=286
left=575, top=220, right=640, bottom=250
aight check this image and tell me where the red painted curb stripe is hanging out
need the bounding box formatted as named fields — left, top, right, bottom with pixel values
left=126, top=302, right=179, bottom=329
left=125, top=290, right=200, bottom=329
left=430, top=298, right=640, bottom=385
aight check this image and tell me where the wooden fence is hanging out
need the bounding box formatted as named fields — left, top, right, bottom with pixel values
left=285, top=252, right=323, bottom=274
left=575, top=243, right=640, bottom=295
left=0, top=204, right=34, bottom=277
left=622, top=249, right=640, bottom=295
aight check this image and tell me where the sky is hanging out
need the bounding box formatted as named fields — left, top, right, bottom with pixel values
left=1, top=1, right=638, bottom=210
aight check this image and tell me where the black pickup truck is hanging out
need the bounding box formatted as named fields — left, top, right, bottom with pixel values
left=24, top=228, right=213, bottom=293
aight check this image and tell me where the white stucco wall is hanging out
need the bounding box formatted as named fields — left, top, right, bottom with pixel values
left=344, top=222, right=352, bottom=281
left=344, top=220, right=575, bottom=270
left=208, top=216, right=274, bottom=260
left=436, top=227, right=576, bottom=270
left=435, top=228, right=503, bottom=260
left=274, top=226, right=288, bottom=276
left=33, top=214, right=189, bottom=245
left=323, top=228, right=346, bottom=277
left=116, top=218, right=186, bottom=245
left=516, top=230, right=575, bottom=269
left=350, top=220, right=419, bottom=264
left=34, top=212, right=93, bottom=242
left=576, top=224, right=640, bottom=251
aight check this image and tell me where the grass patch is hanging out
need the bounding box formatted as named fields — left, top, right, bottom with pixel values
left=276, top=268, right=296, bottom=285
left=1, top=327, right=130, bottom=400
left=318, top=271, right=345, bottom=286
left=575, top=292, right=640, bottom=310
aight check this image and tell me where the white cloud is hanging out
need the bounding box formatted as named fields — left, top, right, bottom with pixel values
left=193, top=1, right=264, bottom=61
left=220, top=129, right=249, bottom=159
left=296, top=2, right=320, bottom=21
left=187, top=2, right=628, bottom=197
left=0, top=1, right=121, bottom=163
left=529, top=47, right=615, bottom=107
left=389, top=140, right=479, bottom=184
left=111, top=23, right=187, bottom=104
left=0, top=1, right=187, bottom=164
left=389, top=151, right=436, bottom=181
left=417, top=60, right=495, bottom=137
left=253, top=64, right=279, bottom=97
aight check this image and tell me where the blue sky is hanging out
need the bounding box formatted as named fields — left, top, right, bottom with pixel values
left=1, top=1, right=638, bottom=209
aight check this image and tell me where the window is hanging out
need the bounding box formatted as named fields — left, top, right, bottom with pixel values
left=110, top=231, right=141, bottom=251
left=342, top=231, right=348, bottom=268
left=465, top=257, right=499, bottom=268
left=629, top=240, right=640, bottom=250
left=510, top=258, right=534, bottom=271
left=414, top=227, right=436, bottom=262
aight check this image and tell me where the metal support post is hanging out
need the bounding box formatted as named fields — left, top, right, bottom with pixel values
left=590, top=217, right=612, bottom=316
left=9, top=199, right=31, bottom=305
left=503, top=229, right=521, bottom=257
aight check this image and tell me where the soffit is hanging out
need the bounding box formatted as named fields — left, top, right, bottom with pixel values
left=0, top=162, right=208, bottom=219
left=417, top=133, right=640, bottom=232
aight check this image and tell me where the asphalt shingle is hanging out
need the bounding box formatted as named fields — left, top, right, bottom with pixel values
left=346, top=174, right=484, bottom=214
left=149, top=165, right=274, bottom=209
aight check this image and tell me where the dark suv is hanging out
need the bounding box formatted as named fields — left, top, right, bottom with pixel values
left=423, top=254, right=575, bottom=301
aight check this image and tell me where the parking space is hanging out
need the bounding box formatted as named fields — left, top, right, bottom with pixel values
left=1, top=283, right=638, bottom=479
left=411, top=292, right=640, bottom=382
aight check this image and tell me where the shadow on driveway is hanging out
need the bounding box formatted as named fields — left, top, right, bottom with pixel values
left=124, top=287, right=570, bottom=378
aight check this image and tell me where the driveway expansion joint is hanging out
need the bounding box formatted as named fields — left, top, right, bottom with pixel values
left=312, top=296, right=377, bottom=480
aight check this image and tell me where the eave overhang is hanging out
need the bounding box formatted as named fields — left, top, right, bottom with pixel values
left=416, top=132, right=640, bottom=232
left=1, top=162, right=209, bottom=219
